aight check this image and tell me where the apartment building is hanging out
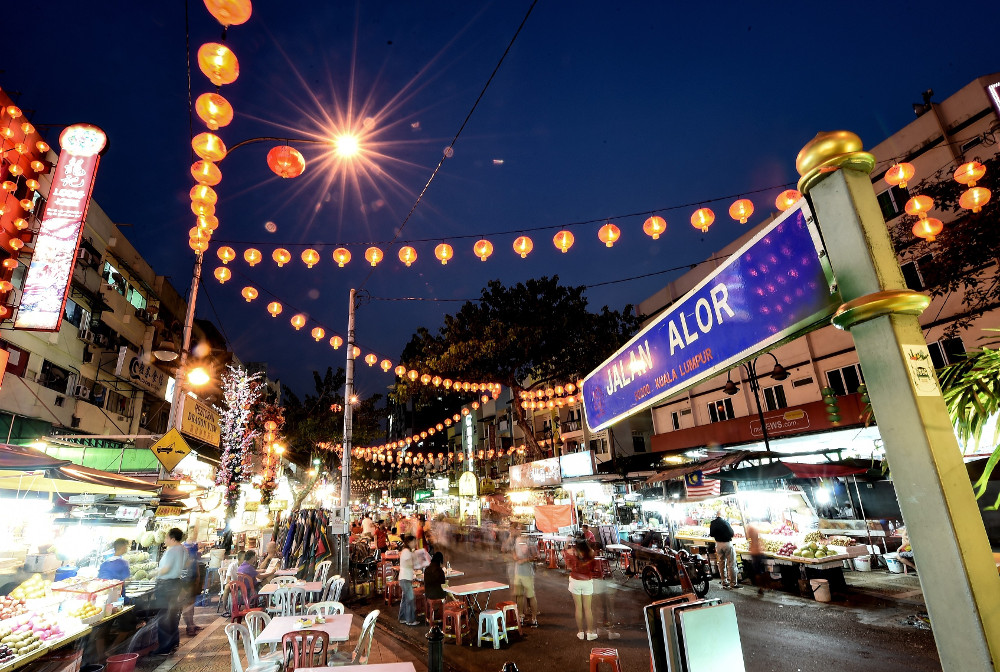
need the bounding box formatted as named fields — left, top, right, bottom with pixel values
left=639, top=73, right=1000, bottom=457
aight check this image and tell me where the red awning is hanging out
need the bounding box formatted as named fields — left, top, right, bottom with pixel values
left=57, top=464, right=160, bottom=493
left=782, top=462, right=869, bottom=478
left=0, top=444, right=72, bottom=471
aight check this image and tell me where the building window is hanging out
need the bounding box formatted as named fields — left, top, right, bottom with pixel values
left=928, top=338, right=966, bottom=369
left=762, top=384, right=787, bottom=411
left=876, top=185, right=910, bottom=221
left=900, top=254, right=934, bottom=291
left=0, top=341, right=30, bottom=378
left=670, top=411, right=680, bottom=431
left=632, top=435, right=646, bottom=453
left=707, top=398, right=735, bottom=423
left=39, top=360, right=73, bottom=394
left=63, top=299, right=90, bottom=329
left=105, top=389, right=130, bottom=416
left=826, top=364, right=864, bottom=397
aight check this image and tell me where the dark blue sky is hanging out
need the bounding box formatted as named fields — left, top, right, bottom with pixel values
left=6, top=2, right=997, bottom=397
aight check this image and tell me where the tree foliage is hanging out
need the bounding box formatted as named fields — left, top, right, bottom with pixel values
left=395, top=276, right=643, bottom=455
left=887, top=153, right=1000, bottom=334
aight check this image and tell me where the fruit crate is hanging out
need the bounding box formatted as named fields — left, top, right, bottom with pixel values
left=50, top=580, right=123, bottom=607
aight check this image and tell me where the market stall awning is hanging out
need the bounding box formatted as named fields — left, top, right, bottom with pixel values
left=0, top=443, right=71, bottom=471
left=782, top=462, right=869, bottom=478
left=0, top=470, right=156, bottom=496
left=708, top=459, right=880, bottom=482
left=56, top=464, right=160, bottom=493
left=645, top=451, right=763, bottom=484
left=707, top=462, right=794, bottom=481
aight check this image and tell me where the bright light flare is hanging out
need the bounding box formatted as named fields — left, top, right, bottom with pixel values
left=334, top=134, right=360, bottom=158
left=187, top=367, right=211, bottom=386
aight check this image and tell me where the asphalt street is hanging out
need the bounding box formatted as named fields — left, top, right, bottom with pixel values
left=359, top=542, right=941, bottom=672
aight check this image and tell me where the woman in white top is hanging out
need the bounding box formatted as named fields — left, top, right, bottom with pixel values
left=397, top=535, right=418, bottom=625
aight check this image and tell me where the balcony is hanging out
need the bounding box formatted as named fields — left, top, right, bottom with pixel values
left=561, top=420, right=583, bottom=435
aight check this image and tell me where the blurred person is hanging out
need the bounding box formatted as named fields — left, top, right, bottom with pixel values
left=237, top=550, right=259, bottom=588
left=423, top=552, right=448, bottom=602
left=896, top=527, right=916, bottom=572
left=361, top=513, right=376, bottom=537
left=397, top=535, right=420, bottom=625
left=151, top=528, right=186, bottom=655
left=219, top=551, right=245, bottom=616
left=581, top=524, right=598, bottom=549
left=98, top=538, right=131, bottom=582
left=181, top=536, right=204, bottom=637
left=709, top=511, right=738, bottom=590
left=746, top=523, right=767, bottom=595
left=388, top=526, right=402, bottom=547
left=569, top=538, right=597, bottom=640
left=375, top=520, right=389, bottom=552
left=415, top=514, right=426, bottom=549
left=511, top=526, right=539, bottom=627
left=257, top=541, right=282, bottom=584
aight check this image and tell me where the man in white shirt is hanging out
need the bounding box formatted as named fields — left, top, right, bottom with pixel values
left=361, top=514, right=376, bottom=538
left=152, top=528, right=187, bottom=655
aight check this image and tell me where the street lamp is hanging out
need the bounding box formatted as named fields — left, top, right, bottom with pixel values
left=724, top=352, right=789, bottom=452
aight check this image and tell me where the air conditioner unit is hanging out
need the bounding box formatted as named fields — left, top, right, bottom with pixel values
left=77, top=249, right=95, bottom=268
left=74, top=385, right=91, bottom=400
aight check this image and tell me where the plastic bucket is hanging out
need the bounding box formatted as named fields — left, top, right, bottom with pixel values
left=810, top=578, right=831, bottom=602
left=853, top=556, right=872, bottom=572
left=106, top=654, right=139, bottom=672
left=885, top=555, right=905, bottom=574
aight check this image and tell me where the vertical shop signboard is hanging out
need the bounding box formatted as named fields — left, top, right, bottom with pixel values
left=582, top=202, right=841, bottom=431
left=15, top=124, right=107, bottom=331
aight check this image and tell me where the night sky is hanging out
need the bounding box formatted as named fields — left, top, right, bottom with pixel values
left=5, top=2, right=997, bottom=398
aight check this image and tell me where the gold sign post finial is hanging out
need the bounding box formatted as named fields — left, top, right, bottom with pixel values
left=795, top=130, right=875, bottom=195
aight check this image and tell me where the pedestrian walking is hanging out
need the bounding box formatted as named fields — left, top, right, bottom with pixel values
left=568, top=538, right=597, bottom=640
left=151, top=528, right=187, bottom=655
left=511, top=527, right=539, bottom=627
left=397, top=535, right=420, bottom=625
left=746, top=523, right=766, bottom=595
left=709, top=510, right=738, bottom=589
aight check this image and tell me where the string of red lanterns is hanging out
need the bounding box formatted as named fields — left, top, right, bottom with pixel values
left=894, top=159, right=991, bottom=242
left=517, top=381, right=584, bottom=409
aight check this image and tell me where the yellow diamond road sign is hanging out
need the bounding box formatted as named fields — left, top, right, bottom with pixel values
left=150, top=429, right=192, bottom=473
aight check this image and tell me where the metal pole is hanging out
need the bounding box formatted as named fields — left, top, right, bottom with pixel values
left=426, top=625, right=444, bottom=672
left=168, top=253, right=203, bottom=432
left=340, top=288, right=357, bottom=577
left=801, top=134, right=999, bottom=670
left=745, top=362, right=771, bottom=452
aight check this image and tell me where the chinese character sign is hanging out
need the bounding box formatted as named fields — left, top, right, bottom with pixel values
left=15, top=124, right=106, bottom=331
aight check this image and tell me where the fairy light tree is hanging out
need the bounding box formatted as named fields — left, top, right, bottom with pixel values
left=216, top=365, right=263, bottom=518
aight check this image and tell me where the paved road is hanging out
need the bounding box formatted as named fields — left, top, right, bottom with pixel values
left=362, top=542, right=941, bottom=672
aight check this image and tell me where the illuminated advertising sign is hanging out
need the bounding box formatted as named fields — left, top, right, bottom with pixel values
left=180, top=395, right=221, bottom=446
left=559, top=450, right=596, bottom=479
left=509, top=456, right=561, bottom=489
left=15, top=124, right=107, bottom=331
left=987, top=80, right=1000, bottom=120
left=583, top=202, right=839, bottom=431
left=114, top=347, right=169, bottom=397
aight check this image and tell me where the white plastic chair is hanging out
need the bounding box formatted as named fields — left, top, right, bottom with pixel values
left=268, top=586, right=307, bottom=617
left=324, top=577, right=346, bottom=604
left=243, top=611, right=281, bottom=660
left=269, top=576, right=298, bottom=587
left=329, top=610, right=379, bottom=666
left=225, top=623, right=280, bottom=672
left=307, top=601, right=345, bottom=616
left=313, top=560, right=332, bottom=584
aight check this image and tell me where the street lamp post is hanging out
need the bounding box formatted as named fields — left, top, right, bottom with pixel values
left=339, top=288, right=357, bottom=578
left=723, top=352, right=788, bottom=452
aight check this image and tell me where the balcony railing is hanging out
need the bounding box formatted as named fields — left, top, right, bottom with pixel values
left=561, top=420, right=582, bottom=433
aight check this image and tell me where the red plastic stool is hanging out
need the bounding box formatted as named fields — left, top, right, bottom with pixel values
left=593, top=556, right=611, bottom=578
left=426, top=598, right=446, bottom=626
left=590, top=648, right=623, bottom=672
left=385, top=580, right=402, bottom=606
left=443, top=606, right=471, bottom=646
left=376, top=561, right=392, bottom=592
left=413, top=586, right=426, bottom=617
left=495, top=600, right=520, bottom=635
left=546, top=543, right=558, bottom=570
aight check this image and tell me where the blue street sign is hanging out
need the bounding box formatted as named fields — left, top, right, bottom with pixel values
left=583, top=202, right=839, bottom=431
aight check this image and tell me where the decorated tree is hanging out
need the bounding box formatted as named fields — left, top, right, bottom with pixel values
left=216, top=365, right=263, bottom=517
left=395, top=276, right=643, bottom=456
left=258, top=402, right=285, bottom=506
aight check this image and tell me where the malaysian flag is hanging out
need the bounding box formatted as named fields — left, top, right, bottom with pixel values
left=684, top=470, right=721, bottom=500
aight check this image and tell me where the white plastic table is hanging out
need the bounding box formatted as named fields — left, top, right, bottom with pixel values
left=274, top=568, right=300, bottom=576
left=446, top=580, right=509, bottom=612
left=255, top=614, right=354, bottom=645
left=259, top=581, right=323, bottom=595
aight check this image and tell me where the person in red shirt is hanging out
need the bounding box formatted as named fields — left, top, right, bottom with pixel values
left=582, top=524, right=598, bottom=549
left=375, top=520, right=389, bottom=552
left=569, top=539, right=597, bottom=641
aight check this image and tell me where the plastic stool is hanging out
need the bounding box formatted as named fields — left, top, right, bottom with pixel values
left=443, top=607, right=470, bottom=646
left=495, top=601, right=520, bottom=634
left=546, top=543, right=558, bottom=570
left=477, top=609, right=507, bottom=649
left=590, top=648, right=623, bottom=672
left=426, top=598, right=446, bottom=626
left=594, top=556, right=611, bottom=578
left=413, top=586, right=425, bottom=617
left=376, top=561, right=392, bottom=591
left=385, top=580, right=401, bottom=606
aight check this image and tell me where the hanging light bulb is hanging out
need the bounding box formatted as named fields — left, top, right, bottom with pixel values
left=380, top=359, right=393, bottom=372
left=290, top=314, right=307, bottom=330
left=267, top=146, right=306, bottom=178
left=598, top=223, right=621, bottom=248
left=435, top=243, right=454, bottom=265
left=301, top=249, right=320, bottom=268
left=474, top=239, right=494, bottom=261
left=190, top=238, right=209, bottom=253
left=407, top=369, right=419, bottom=381
left=954, top=160, right=986, bottom=187
left=267, top=301, right=283, bottom=317
left=272, top=248, right=291, bottom=267
left=331, top=335, right=344, bottom=349
left=884, top=162, right=915, bottom=189
left=365, top=353, right=378, bottom=367
left=203, top=0, right=253, bottom=26
left=959, top=187, right=991, bottom=213
left=420, top=373, right=432, bottom=384
left=197, top=215, right=219, bottom=231
left=191, top=132, right=227, bottom=162
left=643, top=216, right=666, bottom=239
left=728, top=198, right=754, bottom=224
left=191, top=160, right=222, bottom=186
left=513, top=236, right=533, bottom=258
left=553, top=230, right=575, bottom=253
left=311, top=327, right=326, bottom=341
left=333, top=248, right=351, bottom=267
left=241, top=286, right=258, bottom=302
left=244, top=248, right=262, bottom=266
left=904, top=195, right=934, bottom=219
left=214, top=267, right=231, bottom=283
left=690, top=207, right=715, bottom=233
left=775, top=189, right=801, bottom=211
left=364, top=247, right=383, bottom=267
left=398, top=246, right=417, bottom=266
left=432, top=376, right=442, bottom=387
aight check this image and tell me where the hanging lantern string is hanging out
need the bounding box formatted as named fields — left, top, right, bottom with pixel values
left=220, top=263, right=499, bottom=389
left=213, top=181, right=796, bottom=248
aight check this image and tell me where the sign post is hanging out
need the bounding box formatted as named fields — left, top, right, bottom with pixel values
left=798, top=131, right=999, bottom=671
